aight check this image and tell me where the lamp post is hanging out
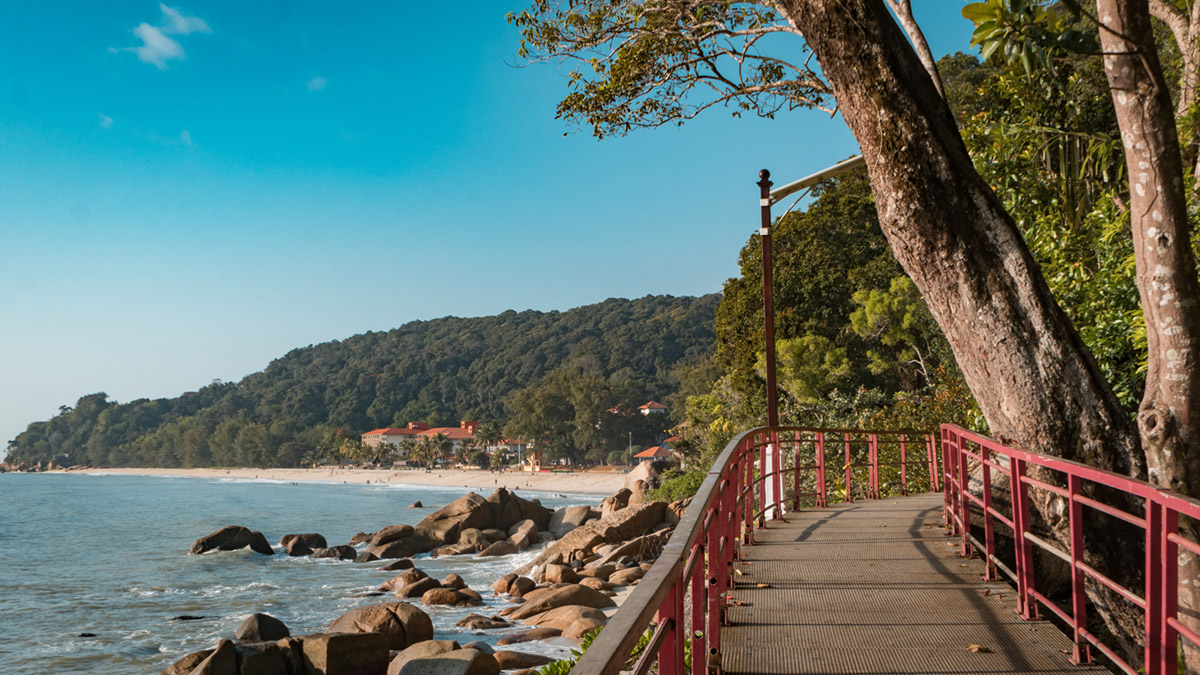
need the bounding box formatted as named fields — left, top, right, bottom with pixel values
left=756, top=155, right=866, bottom=521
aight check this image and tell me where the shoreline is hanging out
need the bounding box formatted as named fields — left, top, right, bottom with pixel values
left=58, top=466, right=628, bottom=496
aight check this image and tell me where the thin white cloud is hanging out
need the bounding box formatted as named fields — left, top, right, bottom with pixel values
left=307, top=76, right=327, bottom=92
left=159, top=4, right=210, bottom=35
left=98, top=113, right=114, bottom=129
left=112, top=5, right=209, bottom=69
left=180, top=130, right=193, bottom=146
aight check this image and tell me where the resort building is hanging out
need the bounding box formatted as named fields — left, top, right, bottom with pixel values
left=638, top=401, right=668, bottom=416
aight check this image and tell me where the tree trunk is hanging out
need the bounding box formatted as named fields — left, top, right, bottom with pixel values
left=1097, top=0, right=1200, bottom=668
left=778, top=0, right=1146, bottom=658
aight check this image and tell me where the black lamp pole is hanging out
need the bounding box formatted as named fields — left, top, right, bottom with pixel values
left=758, top=169, right=778, bottom=429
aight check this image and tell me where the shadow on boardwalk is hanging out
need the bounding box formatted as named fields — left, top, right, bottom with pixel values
left=721, top=493, right=1108, bottom=674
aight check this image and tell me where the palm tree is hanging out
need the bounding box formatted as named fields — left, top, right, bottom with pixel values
left=399, top=439, right=417, bottom=465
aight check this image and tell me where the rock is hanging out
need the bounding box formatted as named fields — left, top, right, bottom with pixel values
left=161, top=648, right=213, bottom=675
left=508, top=532, right=534, bottom=550
left=356, top=552, right=380, bottom=563
left=623, top=462, right=658, bottom=492
left=434, top=543, right=475, bottom=557
left=541, top=564, right=578, bottom=584
left=510, top=670, right=537, bottom=675
left=441, top=574, right=467, bottom=590
left=605, top=501, right=668, bottom=540
left=548, top=506, right=591, bottom=538
left=386, top=640, right=461, bottom=675
left=458, top=528, right=488, bottom=551
left=459, top=589, right=482, bottom=603
left=563, top=617, right=607, bottom=639
left=421, top=588, right=464, bottom=606
left=325, top=602, right=433, bottom=651
left=579, top=563, right=616, bottom=581
left=410, top=501, right=423, bottom=508
left=368, top=536, right=432, bottom=560
left=477, top=540, right=518, bottom=557
left=396, top=577, right=441, bottom=599
left=496, top=628, right=562, bottom=646
left=521, top=605, right=607, bottom=631
left=482, top=528, right=508, bottom=544
left=508, top=519, right=538, bottom=539
left=455, top=613, right=510, bottom=630
left=372, top=524, right=416, bottom=546
left=311, top=545, right=357, bottom=560
left=595, top=530, right=671, bottom=567
left=508, top=577, right=536, bottom=598
left=300, top=632, right=390, bottom=675
left=170, top=615, right=208, bottom=622
left=380, top=569, right=427, bottom=592
left=538, top=531, right=556, bottom=542
left=283, top=539, right=313, bottom=556
left=577, top=577, right=613, bottom=592
left=486, top=488, right=552, bottom=532
left=394, top=648, right=499, bottom=675
left=609, top=567, right=645, bottom=586
left=461, top=641, right=494, bottom=654
left=414, top=492, right=493, bottom=544
left=350, top=531, right=375, bottom=545
left=190, top=526, right=274, bottom=556
left=354, top=591, right=387, bottom=598
left=493, top=651, right=555, bottom=670
left=513, top=527, right=605, bottom=575
left=276, top=637, right=306, bottom=674
left=492, top=573, right=517, bottom=595
left=191, top=639, right=237, bottom=675
left=379, top=559, right=415, bottom=572
left=233, top=641, right=289, bottom=675
left=508, top=585, right=616, bottom=620
left=235, top=613, right=290, bottom=642
left=628, top=479, right=649, bottom=505
left=280, top=532, right=328, bottom=550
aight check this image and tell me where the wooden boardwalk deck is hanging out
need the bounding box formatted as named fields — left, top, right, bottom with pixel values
left=720, top=493, right=1108, bottom=674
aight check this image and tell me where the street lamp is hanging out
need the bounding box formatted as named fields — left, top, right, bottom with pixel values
left=756, top=155, right=865, bottom=519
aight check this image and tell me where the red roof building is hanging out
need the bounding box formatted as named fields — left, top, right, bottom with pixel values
left=634, top=445, right=674, bottom=460
left=638, top=401, right=668, bottom=416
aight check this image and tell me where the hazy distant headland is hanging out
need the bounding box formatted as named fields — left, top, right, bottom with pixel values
left=4, top=295, right=718, bottom=470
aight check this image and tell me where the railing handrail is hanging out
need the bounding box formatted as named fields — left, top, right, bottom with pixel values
left=940, top=423, right=1200, bottom=675
left=572, top=425, right=938, bottom=675
left=571, top=428, right=755, bottom=675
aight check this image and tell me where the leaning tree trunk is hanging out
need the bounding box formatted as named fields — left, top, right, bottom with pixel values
left=778, top=0, right=1146, bottom=660
left=1097, top=0, right=1200, bottom=668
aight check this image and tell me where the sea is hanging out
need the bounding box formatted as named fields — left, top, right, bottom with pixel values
left=0, top=472, right=594, bottom=673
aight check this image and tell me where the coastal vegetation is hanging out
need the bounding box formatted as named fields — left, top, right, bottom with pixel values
left=4, top=295, right=718, bottom=468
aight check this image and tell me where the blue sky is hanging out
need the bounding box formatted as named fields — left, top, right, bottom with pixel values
left=0, top=2, right=976, bottom=450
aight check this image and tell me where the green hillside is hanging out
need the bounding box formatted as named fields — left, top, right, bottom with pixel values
left=5, top=294, right=719, bottom=468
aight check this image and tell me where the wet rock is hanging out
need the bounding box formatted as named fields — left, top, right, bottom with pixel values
left=353, top=591, right=387, bottom=598
left=507, top=519, right=538, bottom=539
left=495, top=628, right=562, bottom=646
left=421, top=588, right=465, bottom=606
left=508, top=577, right=536, bottom=598
left=481, top=528, right=508, bottom=543
left=461, top=641, right=494, bottom=654
left=477, top=540, right=518, bottom=557
left=414, top=492, right=493, bottom=544
left=508, top=585, right=616, bottom=620
left=493, top=651, right=555, bottom=670
left=442, top=574, right=468, bottom=590
left=161, top=648, right=212, bottom=675
left=191, top=639, right=237, bottom=675
left=508, top=532, right=535, bottom=551
left=233, top=640, right=288, bottom=674
left=409, top=501, right=423, bottom=508
left=190, top=526, right=274, bottom=556
left=379, top=559, right=415, bottom=572
left=235, top=613, right=290, bottom=641
left=491, top=573, right=517, bottom=595
left=300, top=632, right=390, bottom=675
left=372, top=524, right=416, bottom=546
left=325, top=601, right=433, bottom=651
left=356, top=551, right=380, bottom=564
left=396, top=577, right=441, bottom=599
left=170, top=615, right=208, bottom=622
left=311, top=545, right=358, bottom=560
left=350, top=531, right=375, bottom=545
left=280, top=532, right=327, bottom=552
left=458, top=528, right=488, bottom=551
left=77, top=633, right=97, bottom=638
left=455, top=613, right=510, bottom=630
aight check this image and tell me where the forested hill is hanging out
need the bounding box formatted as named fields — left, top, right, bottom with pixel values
left=5, top=294, right=720, bottom=468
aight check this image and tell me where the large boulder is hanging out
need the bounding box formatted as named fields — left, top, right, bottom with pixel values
left=508, top=531, right=535, bottom=550
left=393, top=649, right=499, bottom=675
left=190, top=639, right=237, bottom=675
left=190, top=526, right=274, bottom=556
left=508, top=585, right=616, bottom=620
left=396, top=577, right=441, bottom=599
left=455, top=613, right=511, bottom=630
left=232, top=641, right=289, bottom=675
left=458, top=528, right=488, bottom=552
left=235, top=613, right=290, bottom=642
left=541, top=564, right=578, bottom=584
left=300, top=632, right=390, bottom=675
left=491, top=573, right=517, bottom=595
left=564, top=617, right=607, bottom=639
left=496, top=628, right=561, bottom=646
left=548, top=506, right=592, bottom=538
left=605, top=501, right=668, bottom=540
left=386, top=640, right=461, bottom=675
left=508, top=519, right=538, bottom=539
left=623, top=462, right=658, bottom=492
left=367, top=536, right=433, bottom=560
left=508, top=577, right=536, bottom=598
left=609, top=567, right=646, bottom=586
left=371, top=524, right=415, bottom=546
left=422, top=588, right=466, bottom=606
left=486, top=488, right=552, bottom=532
left=325, top=602, right=433, bottom=651
left=379, top=559, right=415, bottom=572
left=280, top=532, right=327, bottom=551
left=414, top=493, right=494, bottom=544
left=161, top=648, right=213, bottom=675
left=521, top=605, right=607, bottom=631
left=493, top=652, right=555, bottom=670
left=311, top=545, right=358, bottom=560
left=594, top=529, right=672, bottom=566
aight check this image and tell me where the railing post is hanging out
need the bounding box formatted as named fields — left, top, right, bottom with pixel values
left=1145, top=498, right=1163, bottom=675
left=958, top=437, right=971, bottom=556
left=771, top=429, right=783, bottom=519
left=792, top=431, right=801, bottom=511
left=928, top=432, right=940, bottom=493
left=1011, top=457, right=1035, bottom=620
left=758, top=432, right=767, bottom=527
left=744, top=441, right=755, bottom=545
left=981, top=444, right=996, bottom=580
left=1067, top=474, right=1090, bottom=664
left=844, top=433, right=853, bottom=503
left=1162, top=503, right=1179, bottom=675
left=868, top=434, right=879, bottom=500
left=690, top=542, right=705, bottom=675
left=658, top=584, right=681, bottom=675
left=707, top=500, right=722, bottom=672
left=817, top=432, right=827, bottom=508
left=900, top=434, right=908, bottom=495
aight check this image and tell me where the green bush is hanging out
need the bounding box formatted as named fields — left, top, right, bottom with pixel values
left=649, top=468, right=706, bottom=502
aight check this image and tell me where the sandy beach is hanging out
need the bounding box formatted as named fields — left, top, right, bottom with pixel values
left=77, top=466, right=629, bottom=496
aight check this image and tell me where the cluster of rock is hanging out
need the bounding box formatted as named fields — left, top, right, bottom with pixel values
left=174, top=483, right=687, bottom=675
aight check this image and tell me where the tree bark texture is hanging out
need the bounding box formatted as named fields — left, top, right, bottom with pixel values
left=1098, top=0, right=1200, bottom=667
left=777, top=0, right=1147, bottom=658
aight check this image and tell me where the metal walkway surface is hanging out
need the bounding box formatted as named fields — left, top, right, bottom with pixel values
left=721, top=493, right=1108, bottom=674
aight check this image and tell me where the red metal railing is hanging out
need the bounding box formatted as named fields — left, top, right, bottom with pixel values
left=570, top=426, right=937, bottom=675
left=942, top=423, right=1200, bottom=675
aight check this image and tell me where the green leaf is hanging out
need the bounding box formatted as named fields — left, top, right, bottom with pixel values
left=961, top=2, right=996, bottom=23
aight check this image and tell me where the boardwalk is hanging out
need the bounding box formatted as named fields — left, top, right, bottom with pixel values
left=721, top=494, right=1107, bottom=674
